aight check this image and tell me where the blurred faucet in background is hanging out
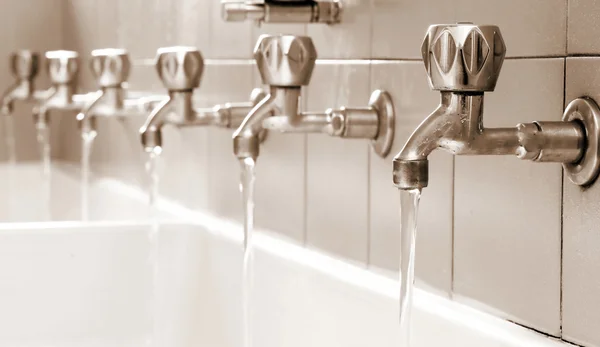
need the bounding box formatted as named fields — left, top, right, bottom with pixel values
left=233, top=34, right=395, bottom=161
left=139, top=46, right=267, bottom=153
left=76, top=48, right=167, bottom=135
left=32, top=50, right=95, bottom=128
left=0, top=50, right=54, bottom=116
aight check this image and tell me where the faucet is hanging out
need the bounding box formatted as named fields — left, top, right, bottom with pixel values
left=233, top=34, right=395, bottom=161
left=393, top=23, right=600, bottom=189
left=76, top=48, right=168, bottom=134
left=221, top=0, right=341, bottom=25
left=0, top=50, right=53, bottom=115
left=139, top=46, right=268, bottom=152
left=32, top=50, right=94, bottom=127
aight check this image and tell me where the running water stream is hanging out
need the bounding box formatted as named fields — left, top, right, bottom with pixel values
left=3, top=115, right=16, bottom=164
left=145, top=147, right=162, bottom=347
left=35, top=119, right=51, bottom=220
left=239, top=157, right=256, bottom=347
left=399, top=189, right=422, bottom=347
left=80, top=128, right=97, bottom=221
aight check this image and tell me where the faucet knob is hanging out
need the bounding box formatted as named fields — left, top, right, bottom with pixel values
left=90, top=48, right=131, bottom=88
left=254, top=35, right=317, bottom=87
left=10, top=50, right=39, bottom=81
left=422, top=23, right=506, bottom=92
left=155, top=46, right=204, bottom=92
left=45, top=50, right=80, bottom=85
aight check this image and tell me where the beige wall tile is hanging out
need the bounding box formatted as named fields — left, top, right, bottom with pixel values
left=563, top=57, right=600, bottom=347
left=305, top=63, right=371, bottom=262
left=453, top=59, right=564, bottom=335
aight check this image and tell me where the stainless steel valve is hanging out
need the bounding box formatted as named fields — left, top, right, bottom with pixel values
left=393, top=23, right=600, bottom=190
left=233, top=34, right=395, bottom=161
left=139, top=46, right=267, bottom=152
left=77, top=48, right=167, bottom=134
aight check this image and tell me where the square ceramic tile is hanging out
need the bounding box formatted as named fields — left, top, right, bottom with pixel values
left=453, top=59, right=564, bottom=335
left=369, top=61, right=453, bottom=294
left=175, top=0, right=211, bottom=50
left=253, top=76, right=307, bottom=243
left=205, top=63, right=254, bottom=222
left=305, top=62, right=370, bottom=263
left=457, top=0, right=567, bottom=57
left=94, top=0, right=119, bottom=48
left=307, top=0, right=372, bottom=59
left=567, top=0, right=600, bottom=55
left=562, top=57, right=600, bottom=347
left=209, top=0, right=253, bottom=58
left=371, top=0, right=458, bottom=59
left=117, top=0, right=178, bottom=59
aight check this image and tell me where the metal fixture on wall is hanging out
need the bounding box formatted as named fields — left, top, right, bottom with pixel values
left=139, top=46, right=268, bottom=152
left=0, top=50, right=54, bottom=116
left=221, top=0, right=342, bottom=24
left=32, top=50, right=94, bottom=127
left=233, top=34, right=395, bottom=161
left=76, top=49, right=168, bottom=134
left=393, top=23, right=600, bottom=190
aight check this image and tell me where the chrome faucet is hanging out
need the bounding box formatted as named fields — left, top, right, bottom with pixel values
left=0, top=50, right=52, bottom=115
left=32, top=50, right=94, bottom=127
left=393, top=23, right=600, bottom=189
left=139, top=46, right=268, bottom=152
left=233, top=34, right=395, bottom=160
left=76, top=49, right=167, bottom=134
left=221, top=0, right=341, bottom=24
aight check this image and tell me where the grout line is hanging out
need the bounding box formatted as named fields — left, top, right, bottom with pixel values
left=131, top=56, right=589, bottom=67
left=559, top=57, right=567, bottom=337
left=450, top=156, right=456, bottom=298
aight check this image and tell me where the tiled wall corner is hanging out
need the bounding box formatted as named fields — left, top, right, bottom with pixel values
left=453, top=59, right=564, bottom=335
left=304, top=62, right=371, bottom=263
left=369, top=61, right=453, bottom=294
left=563, top=57, right=600, bottom=347
left=567, top=0, right=600, bottom=55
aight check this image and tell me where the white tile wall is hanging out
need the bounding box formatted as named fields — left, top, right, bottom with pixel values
left=11, top=0, right=600, bottom=345
left=453, top=59, right=565, bottom=335
left=563, top=57, right=600, bottom=347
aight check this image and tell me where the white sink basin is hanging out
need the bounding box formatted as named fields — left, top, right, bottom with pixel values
left=0, top=217, right=570, bottom=347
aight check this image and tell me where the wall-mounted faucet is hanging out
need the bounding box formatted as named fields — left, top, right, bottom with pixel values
left=233, top=34, right=395, bottom=161
left=393, top=23, right=600, bottom=190
left=139, top=46, right=268, bottom=152
left=32, top=50, right=93, bottom=127
left=76, top=49, right=168, bottom=134
left=221, top=0, right=341, bottom=24
left=0, top=50, right=53, bottom=116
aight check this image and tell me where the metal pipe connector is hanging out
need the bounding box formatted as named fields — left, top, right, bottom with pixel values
left=221, top=0, right=341, bottom=24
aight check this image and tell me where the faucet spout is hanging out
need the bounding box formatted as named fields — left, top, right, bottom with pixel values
left=139, top=97, right=176, bottom=152
left=233, top=92, right=277, bottom=160
left=394, top=92, right=586, bottom=190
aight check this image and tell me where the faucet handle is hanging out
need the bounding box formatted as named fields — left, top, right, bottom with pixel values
left=10, top=50, right=39, bottom=81
left=155, top=46, right=204, bottom=92
left=45, top=50, right=80, bottom=85
left=254, top=34, right=317, bottom=87
left=422, top=23, right=506, bottom=92
left=90, top=48, right=131, bottom=88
